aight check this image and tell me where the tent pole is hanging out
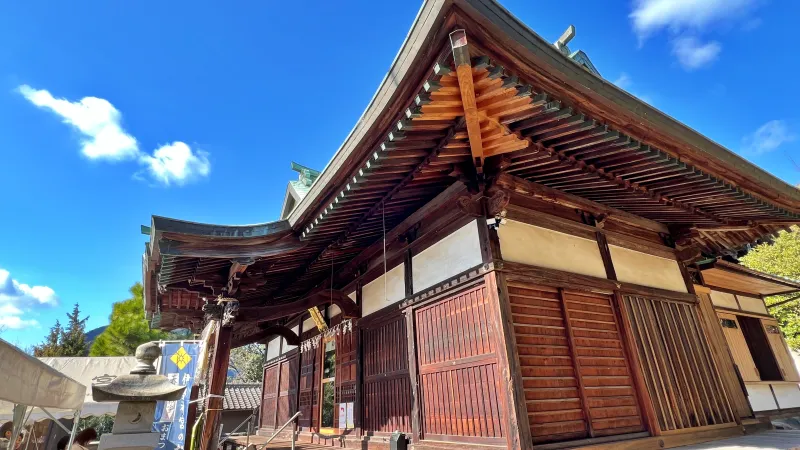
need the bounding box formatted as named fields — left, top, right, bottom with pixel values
left=11, top=404, right=31, bottom=447
left=65, top=410, right=81, bottom=450
left=40, top=408, right=73, bottom=434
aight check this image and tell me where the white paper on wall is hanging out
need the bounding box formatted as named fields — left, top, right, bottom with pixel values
left=346, top=402, right=354, bottom=429
left=339, top=403, right=347, bottom=429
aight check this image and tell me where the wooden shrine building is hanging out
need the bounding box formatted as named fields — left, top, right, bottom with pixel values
left=141, top=0, right=800, bottom=448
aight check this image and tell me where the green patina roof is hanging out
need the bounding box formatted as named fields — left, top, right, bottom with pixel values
left=290, top=162, right=320, bottom=200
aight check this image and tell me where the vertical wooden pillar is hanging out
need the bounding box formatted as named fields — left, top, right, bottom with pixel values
left=200, top=301, right=238, bottom=450
left=405, top=308, right=422, bottom=443
left=479, top=217, right=532, bottom=450
left=294, top=314, right=305, bottom=425
left=354, top=282, right=364, bottom=437
left=595, top=231, right=662, bottom=436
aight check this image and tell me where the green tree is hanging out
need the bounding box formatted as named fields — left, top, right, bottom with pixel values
left=90, top=283, right=169, bottom=356
left=61, top=303, right=89, bottom=356
left=32, top=304, right=89, bottom=357
left=739, top=226, right=800, bottom=349
left=33, top=320, right=64, bottom=357
left=228, top=344, right=266, bottom=383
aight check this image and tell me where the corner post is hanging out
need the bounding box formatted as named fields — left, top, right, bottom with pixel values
left=199, top=299, right=239, bottom=450
left=479, top=216, right=533, bottom=450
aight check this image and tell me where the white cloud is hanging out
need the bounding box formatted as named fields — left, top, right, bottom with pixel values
left=629, top=0, right=760, bottom=70
left=630, top=0, right=758, bottom=41
left=742, top=120, right=796, bottom=155
left=140, top=142, right=211, bottom=185
left=18, top=85, right=210, bottom=186
left=0, top=269, right=56, bottom=330
left=18, top=85, right=139, bottom=160
left=671, top=37, right=721, bottom=70
left=613, top=73, right=633, bottom=90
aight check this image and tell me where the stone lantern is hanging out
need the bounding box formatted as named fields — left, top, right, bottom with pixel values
left=92, top=342, right=186, bottom=450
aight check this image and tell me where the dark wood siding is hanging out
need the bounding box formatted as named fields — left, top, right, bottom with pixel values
left=298, top=345, right=320, bottom=430
left=276, top=353, right=299, bottom=426
left=415, top=284, right=505, bottom=442
left=335, top=327, right=358, bottom=429
left=261, top=363, right=279, bottom=429
left=622, top=294, right=736, bottom=432
left=508, top=281, right=644, bottom=444
left=362, top=315, right=412, bottom=433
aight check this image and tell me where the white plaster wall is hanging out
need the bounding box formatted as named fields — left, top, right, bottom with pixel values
left=347, top=291, right=356, bottom=302
left=773, top=384, right=800, bottom=409
left=266, top=337, right=281, bottom=360
left=283, top=324, right=299, bottom=353
left=710, top=290, right=739, bottom=309
left=746, top=384, right=778, bottom=411
left=362, top=264, right=405, bottom=317
left=412, top=220, right=483, bottom=293
left=302, top=317, right=316, bottom=334
left=738, top=295, right=768, bottom=315
left=328, top=303, right=342, bottom=317
left=609, top=245, right=687, bottom=293
left=498, top=220, right=607, bottom=279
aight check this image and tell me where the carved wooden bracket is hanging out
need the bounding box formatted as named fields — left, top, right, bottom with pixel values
left=456, top=185, right=510, bottom=219
left=202, top=298, right=240, bottom=328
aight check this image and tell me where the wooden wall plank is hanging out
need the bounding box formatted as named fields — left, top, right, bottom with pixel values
left=415, top=283, right=505, bottom=442
left=362, top=314, right=412, bottom=434
left=694, top=290, right=752, bottom=420
left=763, top=319, right=800, bottom=382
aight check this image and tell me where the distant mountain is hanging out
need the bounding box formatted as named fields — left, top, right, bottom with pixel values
left=86, top=325, right=107, bottom=347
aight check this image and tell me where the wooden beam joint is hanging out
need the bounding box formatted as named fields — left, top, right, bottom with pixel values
left=450, top=29, right=485, bottom=173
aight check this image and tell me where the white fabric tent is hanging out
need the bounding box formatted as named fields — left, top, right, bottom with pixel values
left=0, top=355, right=137, bottom=423
left=0, top=339, right=87, bottom=449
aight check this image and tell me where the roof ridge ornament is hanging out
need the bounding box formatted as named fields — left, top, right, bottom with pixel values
left=554, top=25, right=601, bottom=77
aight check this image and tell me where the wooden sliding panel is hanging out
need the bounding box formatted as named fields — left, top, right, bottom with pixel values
left=298, top=345, right=320, bottom=430
left=362, top=315, right=412, bottom=434
left=695, top=289, right=752, bottom=419
left=763, top=319, right=800, bottom=382
left=335, top=329, right=357, bottom=429
left=716, top=313, right=759, bottom=382
left=622, top=295, right=736, bottom=433
left=507, top=281, right=587, bottom=444
left=508, top=280, right=646, bottom=444
left=276, top=354, right=300, bottom=426
left=415, top=284, right=505, bottom=444
left=261, top=363, right=280, bottom=429
left=562, top=290, right=646, bottom=437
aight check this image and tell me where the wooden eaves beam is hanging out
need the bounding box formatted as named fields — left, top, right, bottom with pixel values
left=450, top=29, right=485, bottom=174
left=232, top=324, right=301, bottom=348
left=237, top=288, right=358, bottom=323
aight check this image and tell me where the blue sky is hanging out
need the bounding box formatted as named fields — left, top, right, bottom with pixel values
left=1, top=0, right=799, bottom=348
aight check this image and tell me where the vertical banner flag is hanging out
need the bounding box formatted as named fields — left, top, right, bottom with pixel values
left=154, top=342, right=201, bottom=450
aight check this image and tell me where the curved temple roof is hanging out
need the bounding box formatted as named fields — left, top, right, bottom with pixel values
left=143, top=0, right=800, bottom=337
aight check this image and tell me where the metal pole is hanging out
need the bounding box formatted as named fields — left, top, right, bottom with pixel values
left=767, top=293, right=800, bottom=309
left=40, top=408, right=73, bottom=434
left=65, top=410, right=81, bottom=450
left=258, top=411, right=301, bottom=450
left=290, top=421, right=295, bottom=450
left=245, top=415, right=251, bottom=449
